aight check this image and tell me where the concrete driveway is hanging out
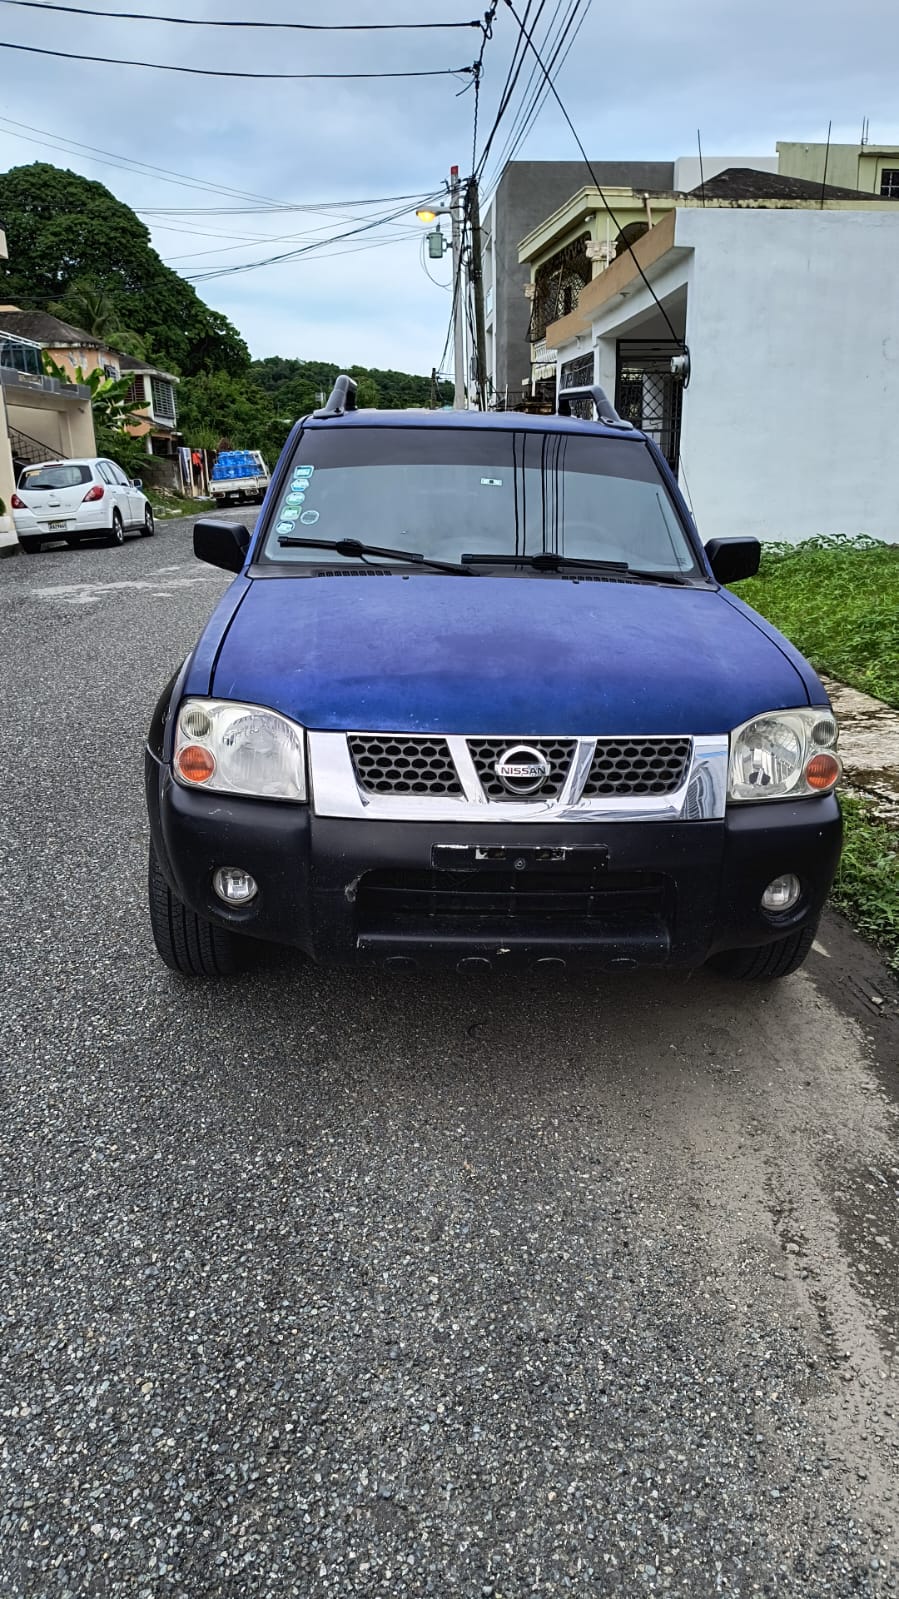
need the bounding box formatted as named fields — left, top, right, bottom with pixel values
left=1, top=522, right=897, bottom=1597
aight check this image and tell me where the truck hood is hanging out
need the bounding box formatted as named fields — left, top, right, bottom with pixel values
left=205, top=574, right=819, bottom=735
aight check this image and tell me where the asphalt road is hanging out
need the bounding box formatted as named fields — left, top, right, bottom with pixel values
left=1, top=519, right=898, bottom=1599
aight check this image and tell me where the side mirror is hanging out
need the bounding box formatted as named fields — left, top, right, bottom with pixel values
left=704, top=536, right=761, bottom=584
left=194, top=516, right=251, bottom=574
left=131, top=478, right=143, bottom=490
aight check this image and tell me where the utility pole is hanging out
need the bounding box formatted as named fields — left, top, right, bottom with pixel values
left=466, top=174, right=489, bottom=410
left=449, top=165, right=466, bottom=410
left=429, top=366, right=438, bottom=409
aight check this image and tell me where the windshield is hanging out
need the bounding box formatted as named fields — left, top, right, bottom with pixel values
left=261, top=427, right=701, bottom=578
left=20, top=463, right=92, bottom=490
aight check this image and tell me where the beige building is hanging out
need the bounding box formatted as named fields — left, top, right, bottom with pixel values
left=0, top=308, right=180, bottom=467
left=777, top=139, right=899, bottom=198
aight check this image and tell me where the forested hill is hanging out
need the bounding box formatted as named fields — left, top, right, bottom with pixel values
left=250, top=359, right=452, bottom=415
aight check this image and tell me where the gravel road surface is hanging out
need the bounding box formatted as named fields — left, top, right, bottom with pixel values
left=1, top=521, right=897, bottom=1598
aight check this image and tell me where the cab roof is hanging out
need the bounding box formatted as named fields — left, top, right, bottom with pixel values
left=303, top=407, right=647, bottom=444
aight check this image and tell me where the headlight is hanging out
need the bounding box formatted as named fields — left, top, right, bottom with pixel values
left=728, top=708, right=840, bottom=802
left=173, top=698, right=307, bottom=801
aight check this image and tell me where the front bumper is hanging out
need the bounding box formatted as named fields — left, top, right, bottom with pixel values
left=146, top=750, right=842, bottom=971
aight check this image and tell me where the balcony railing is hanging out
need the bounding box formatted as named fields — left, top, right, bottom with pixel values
left=0, top=330, right=44, bottom=378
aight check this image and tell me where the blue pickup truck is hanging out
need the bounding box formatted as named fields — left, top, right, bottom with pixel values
left=145, top=376, right=842, bottom=982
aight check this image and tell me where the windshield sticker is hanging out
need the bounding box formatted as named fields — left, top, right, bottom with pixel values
left=286, top=490, right=307, bottom=505
left=279, top=506, right=300, bottom=522
left=293, top=465, right=314, bottom=477
left=299, top=509, right=320, bottom=525
left=275, top=520, right=294, bottom=535
left=480, top=477, right=503, bottom=487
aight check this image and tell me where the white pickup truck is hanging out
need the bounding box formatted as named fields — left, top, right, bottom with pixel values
left=210, top=450, right=271, bottom=507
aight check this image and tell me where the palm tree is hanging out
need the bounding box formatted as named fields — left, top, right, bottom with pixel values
left=50, top=279, right=122, bottom=341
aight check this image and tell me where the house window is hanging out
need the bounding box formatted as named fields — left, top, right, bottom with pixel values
left=879, top=169, right=899, bottom=198
left=125, top=377, right=145, bottom=408
left=150, top=377, right=176, bottom=421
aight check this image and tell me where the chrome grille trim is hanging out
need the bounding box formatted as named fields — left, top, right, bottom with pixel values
left=308, top=732, right=729, bottom=822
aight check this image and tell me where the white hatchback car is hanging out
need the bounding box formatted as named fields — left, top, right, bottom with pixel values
left=11, top=457, right=154, bottom=552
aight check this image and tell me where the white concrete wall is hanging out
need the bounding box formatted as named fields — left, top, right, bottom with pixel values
left=673, top=155, right=777, bottom=191
left=676, top=208, right=899, bottom=543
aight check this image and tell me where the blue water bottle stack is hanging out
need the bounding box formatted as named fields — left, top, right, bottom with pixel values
left=212, top=450, right=256, bottom=482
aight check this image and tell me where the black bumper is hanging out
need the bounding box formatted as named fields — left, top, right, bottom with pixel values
left=146, top=750, right=842, bottom=972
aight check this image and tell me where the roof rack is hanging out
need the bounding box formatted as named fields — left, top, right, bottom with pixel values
left=313, top=374, right=357, bottom=419
left=556, top=384, right=634, bottom=430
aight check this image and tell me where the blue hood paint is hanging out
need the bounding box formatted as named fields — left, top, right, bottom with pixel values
left=197, top=574, right=817, bottom=735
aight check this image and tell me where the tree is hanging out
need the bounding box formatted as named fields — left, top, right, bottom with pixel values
left=49, top=278, right=124, bottom=342
left=0, top=163, right=250, bottom=377
left=42, top=354, right=149, bottom=478
left=176, top=370, right=290, bottom=465
left=249, top=356, right=452, bottom=413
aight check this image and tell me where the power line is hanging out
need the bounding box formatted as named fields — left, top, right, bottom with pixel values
left=184, top=196, right=433, bottom=282
left=468, top=0, right=499, bottom=175
left=0, top=39, right=476, bottom=79
left=0, top=113, right=444, bottom=214
left=484, top=0, right=585, bottom=189
left=473, top=0, right=548, bottom=178
left=137, top=195, right=434, bottom=216
left=502, top=0, right=684, bottom=348
left=0, top=0, right=481, bottom=25
left=166, top=223, right=421, bottom=265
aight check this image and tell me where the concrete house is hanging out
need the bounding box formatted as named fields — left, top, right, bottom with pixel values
left=543, top=170, right=899, bottom=543
left=482, top=154, right=777, bottom=406
left=0, top=308, right=180, bottom=465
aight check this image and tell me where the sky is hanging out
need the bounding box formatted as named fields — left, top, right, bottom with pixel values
left=0, top=0, right=897, bottom=375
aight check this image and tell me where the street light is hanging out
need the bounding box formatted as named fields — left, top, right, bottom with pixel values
left=415, top=166, right=465, bottom=410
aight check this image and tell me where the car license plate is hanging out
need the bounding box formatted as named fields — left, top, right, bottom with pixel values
left=48, top=519, right=68, bottom=530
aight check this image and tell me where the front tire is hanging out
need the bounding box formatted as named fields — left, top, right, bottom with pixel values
left=148, top=846, right=251, bottom=977
left=107, top=509, right=124, bottom=547
left=141, top=506, right=155, bottom=537
left=707, top=921, right=818, bottom=981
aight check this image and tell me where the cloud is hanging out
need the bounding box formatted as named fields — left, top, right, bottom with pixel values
left=0, top=0, right=897, bottom=372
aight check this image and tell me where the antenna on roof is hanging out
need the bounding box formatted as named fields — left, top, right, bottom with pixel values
left=697, top=129, right=706, bottom=207
left=819, top=119, right=832, bottom=209
left=861, top=116, right=870, bottom=147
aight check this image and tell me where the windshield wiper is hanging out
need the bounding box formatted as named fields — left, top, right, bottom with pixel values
left=277, top=535, right=475, bottom=575
left=628, top=569, right=693, bottom=585
left=463, top=552, right=696, bottom=583
left=462, top=551, right=630, bottom=573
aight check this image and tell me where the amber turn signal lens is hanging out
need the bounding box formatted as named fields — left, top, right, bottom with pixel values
left=177, top=743, right=216, bottom=784
left=805, top=752, right=840, bottom=791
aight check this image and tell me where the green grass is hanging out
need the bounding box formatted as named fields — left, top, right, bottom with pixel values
left=833, top=795, right=899, bottom=972
left=150, top=491, right=214, bottom=520
left=733, top=535, right=899, bottom=708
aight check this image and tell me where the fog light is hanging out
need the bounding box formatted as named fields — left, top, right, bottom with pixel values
left=761, top=874, right=801, bottom=913
left=213, top=866, right=257, bottom=904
